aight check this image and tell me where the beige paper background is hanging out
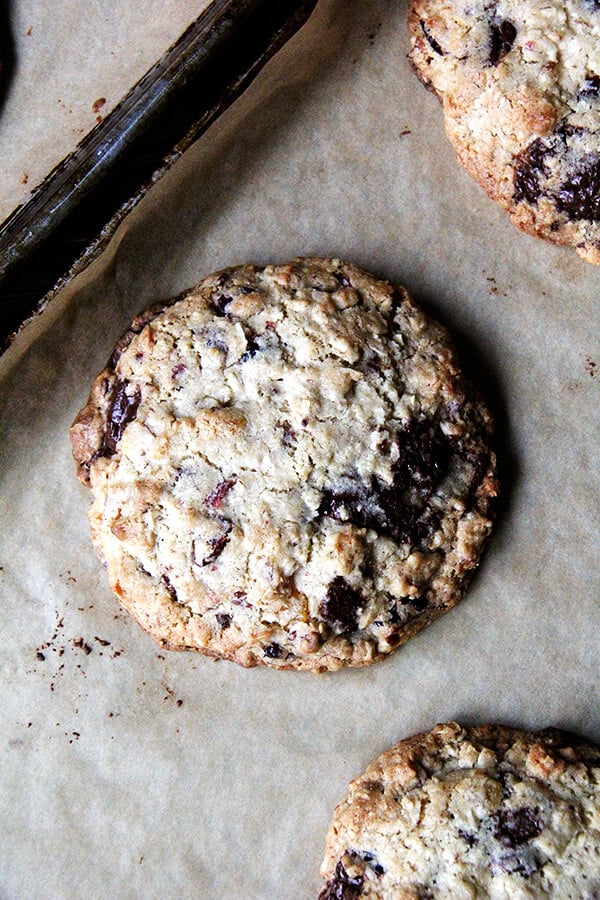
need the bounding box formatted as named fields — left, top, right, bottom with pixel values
left=0, top=0, right=212, bottom=222
left=1, top=0, right=599, bottom=897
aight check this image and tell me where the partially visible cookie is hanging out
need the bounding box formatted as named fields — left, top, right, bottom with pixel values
left=70, top=258, right=496, bottom=672
left=409, top=0, right=600, bottom=264
left=319, top=721, right=600, bottom=897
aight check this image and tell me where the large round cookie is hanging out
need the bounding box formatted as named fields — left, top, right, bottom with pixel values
left=70, top=258, right=496, bottom=672
left=409, top=0, right=600, bottom=264
left=319, top=721, right=600, bottom=897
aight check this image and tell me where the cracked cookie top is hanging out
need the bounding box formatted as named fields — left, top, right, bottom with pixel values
left=409, top=0, right=600, bottom=264
left=70, top=258, right=496, bottom=672
left=320, top=722, right=600, bottom=897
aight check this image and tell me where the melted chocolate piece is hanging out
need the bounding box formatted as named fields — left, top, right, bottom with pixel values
left=420, top=20, right=445, bottom=56
left=514, top=138, right=549, bottom=205
left=319, top=862, right=364, bottom=900
left=492, top=807, right=542, bottom=848
left=489, top=19, right=517, bottom=66
left=320, top=419, right=451, bottom=545
left=102, top=381, right=141, bottom=455
left=555, top=156, right=600, bottom=221
left=395, top=418, right=451, bottom=492
left=320, top=577, right=365, bottom=633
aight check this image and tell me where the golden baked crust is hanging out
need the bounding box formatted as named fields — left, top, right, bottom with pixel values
left=71, top=258, right=496, bottom=672
left=409, top=0, right=600, bottom=264
left=320, top=721, right=600, bottom=896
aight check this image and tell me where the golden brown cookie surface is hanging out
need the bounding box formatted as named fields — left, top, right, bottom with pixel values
left=71, top=259, right=496, bottom=671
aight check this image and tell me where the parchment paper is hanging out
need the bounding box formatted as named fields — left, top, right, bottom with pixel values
left=1, top=1, right=599, bottom=897
left=0, top=0, right=212, bottom=222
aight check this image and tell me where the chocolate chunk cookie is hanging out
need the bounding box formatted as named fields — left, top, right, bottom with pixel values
left=70, top=258, right=496, bottom=672
left=319, top=722, right=600, bottom=897
left=409, top=0, right=600, bottom=264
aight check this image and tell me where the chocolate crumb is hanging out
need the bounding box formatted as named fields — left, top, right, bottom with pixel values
left=263, top=642, right=283, bottom=659
left=492, top=807, right=542, bottom=847
left=420, top=20, right=445, bottom=55
left=319, top=861, right=364, bottom=900
left=489, top=19, right=517, bottom=66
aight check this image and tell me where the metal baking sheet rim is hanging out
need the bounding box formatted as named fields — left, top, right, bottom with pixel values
left=0, top=0, right=318, bottom=357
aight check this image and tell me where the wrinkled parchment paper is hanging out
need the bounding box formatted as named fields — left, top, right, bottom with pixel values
left=1, top=1, right=599, bottom=896
left=0, top=0, right=212, bottom=222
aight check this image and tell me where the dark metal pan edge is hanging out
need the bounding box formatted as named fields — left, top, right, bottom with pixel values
left=0, top=0, right=318, bottom=354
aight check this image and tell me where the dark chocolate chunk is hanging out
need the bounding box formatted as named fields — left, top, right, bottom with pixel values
left=578, top=74, right=600, bottom=100
left=102, top=381, right=141, bottom=455
left=215, top=612, right=232, bottom=629
left=334, top=272, right=351, bottom=288
left=263, top=642, right=283, bottom=659
left=319, top=862, right=364, bottom=900
left=211, top=293, right=233, bottom=317
left=239, top=331, right=262, bottom=362
left=402, top=594, right=427, bottom=612
left=319, top=577, right=365, bottom=633
left=420, top=20, right=445, bottom=56
left=394, top=418, right=451, bottom=494
left=492, top=807, right=542, bottom=848
left=489, top=19, right=517, bottom=66
left=555, top=156, right=600, bottom=221
left=162, top=574, right=178, bottom=603
left=514, top=138, right=550, bottom=205
left=201, top=527, right=232, bottom=566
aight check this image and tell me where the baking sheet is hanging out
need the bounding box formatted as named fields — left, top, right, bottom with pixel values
left=0, top=0, right=212, bottom=223
left=1, top=0, right=599, bottom=896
